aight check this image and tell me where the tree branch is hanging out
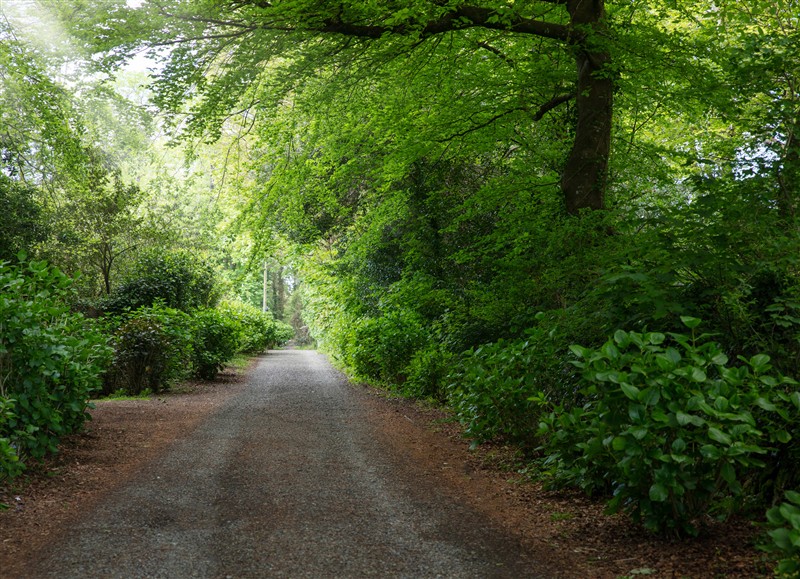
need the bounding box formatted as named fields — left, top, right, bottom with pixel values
left=164, top=3, right=573, bottom=43
left=475, top=41, right=515, bottom=67
left=318, top=6, right=571, bottom=42
left=533, top=93, right=574, bottom=121
left=436, top=107, right=526, bottom=141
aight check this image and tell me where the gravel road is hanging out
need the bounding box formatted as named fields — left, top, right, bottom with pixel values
left=25, top=350, right=546, bottom=578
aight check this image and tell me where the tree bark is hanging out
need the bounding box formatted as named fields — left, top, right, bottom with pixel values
left=561, top=0, right=613, bottom=214
left=777, top=127, right=799, bottom=221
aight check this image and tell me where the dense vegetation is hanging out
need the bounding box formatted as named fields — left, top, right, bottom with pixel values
left=2, top=0, right=800, bottom=571
left=0, top=2, right=295, bottom=484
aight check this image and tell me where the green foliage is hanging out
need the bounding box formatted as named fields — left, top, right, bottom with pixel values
left=402, top=345, right=455, bottom=401
left=46, top=165, right=150, bottom=297
left=0, top=398, right=23, bottom=480
left=0, top=258, right=111, bottom=480
left=447, top=321, right=572, bottom=449
left=0, top=176, right=47, bottom=260
left=103, top=250, right=219, bottom=314
left=763, top=490, right=800, bottom=577
left=102, top=304, right=193, bottom=396
left=191, top=308, right=242, bottom=380
left=0, top=16, right=87, bottom=185
left=342, top=311, right=427, bottom=384
left=539, top=319, right=799, bottom=536
left=31, top=0, right=800, bottom=555
left=273, top=320, right=295, bottom=346
left=218, top=300, right=293, bottom=353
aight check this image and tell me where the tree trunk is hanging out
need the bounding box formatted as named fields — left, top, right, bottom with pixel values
left=777, top=127, right=799, bottom=221
left=561, top=0, right=613, bottom=215
left=271, top=266, right=286, bottom=320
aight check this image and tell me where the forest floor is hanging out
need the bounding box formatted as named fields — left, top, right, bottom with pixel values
left=0, top=351, right=774, bottom=578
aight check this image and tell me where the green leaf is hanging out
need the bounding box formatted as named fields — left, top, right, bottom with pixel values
left=759, top=375, right=778, bottom=386
left=613, top=330, right=630, bottom=347
left=680, top=316, right=702, bottom=329
left=602, top=342, right=620, bottom=360
left=769, top=528, right=793, bottom=551
left=750, top=354, right=771, bottom=371
left=639, top=387, right=660, bottom=406
left=628, top=404, right=644, bottom=422
left=708, top=427, right=732, bottom=445
left=649, top=483, right=669, bottom=502
left=620, top=383, right=640, bottom=400
left=700, top=444, right=722, bottom=459
left=569, top=344, right=590, bottom=358
left=711, top=352, right=729, bottom=365
left=720, top=462, right=736, bottom=485
left=786, top=490, right=800, bottom=505
left=690, top=367, right=707, bottom=382
left=649, top=332, right=666, bottom=345
left=665, top=347, right=681, bottom=364
left=755, top=397, right=777, bottom=412
left=655, top=355, right=674, bottom=371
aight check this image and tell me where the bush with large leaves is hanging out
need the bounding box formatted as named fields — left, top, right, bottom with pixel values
left=0, top=259, right=111, bottom=480
left=540, top=318, right=800, bottom=536
left=446, top=320, right=575, bottom=451
left=218, top=300, right=294, bottom=353
left=342, top=310, right=427, bottom=384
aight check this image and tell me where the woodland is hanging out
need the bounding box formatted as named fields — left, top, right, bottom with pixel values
left=1, top=0, right=800, bottom=573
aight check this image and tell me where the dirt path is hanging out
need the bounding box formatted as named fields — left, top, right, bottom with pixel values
left=1, top=350, right=770, bottom=578
left=7, top=350, right=556, bottom=578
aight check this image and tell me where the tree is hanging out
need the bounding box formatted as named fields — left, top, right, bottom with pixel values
left=0, top=11, right=87, bottom=188
left=53, top=0, right=620, bottom=213
left=53, top=165, right=147, bottom=295
left=0, top=175, right=47, bottom=259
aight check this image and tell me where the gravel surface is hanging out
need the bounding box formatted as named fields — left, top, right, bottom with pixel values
left=23, top=350, right=546, bottom=578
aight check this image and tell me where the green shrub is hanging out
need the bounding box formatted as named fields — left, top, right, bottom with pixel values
left=762, top=490, right=800, bottom=577
left=0, top=176, right=47, bottom=261
left=217, top=301, right=293, bottom=353
left=103, top=305, right=193, bottom=395
left=191, top=308, right=241, bottom=380
left=103, top=250, right=219, bottom=314
left=344, top=311, right=426, bottom=383
left=403, top=344, right=454, bottom=401
left=273, top=320, right=295, bottom=346
left=218, top=301, right=270, bottom=353
left=0, top=258, right=111, bottom=479
left=540, top=317, right=799, bottom=536
left=0, top=398, right=23, bottom=480
left=446, top=321, right=574, bottom=449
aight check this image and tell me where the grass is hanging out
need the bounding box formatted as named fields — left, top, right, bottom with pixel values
left=92, top=389, right=152, bottom=402
left=227, top=354, right=253, bottom=371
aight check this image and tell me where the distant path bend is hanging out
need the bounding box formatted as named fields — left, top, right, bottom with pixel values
left=29, top=350, right=546, bottom=578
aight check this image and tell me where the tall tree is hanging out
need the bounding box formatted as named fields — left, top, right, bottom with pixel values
left=54, top=0, right=619, bottom=213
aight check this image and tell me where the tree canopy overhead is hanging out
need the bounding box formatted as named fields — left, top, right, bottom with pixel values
left=56, top=1, right=799, bottom=219
left=57, top=0, right=624, bottom=213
